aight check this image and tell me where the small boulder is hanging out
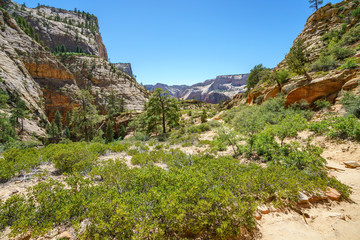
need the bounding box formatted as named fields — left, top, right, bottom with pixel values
left=325, top=187, right=341, bottom=201
left=343, top=161, right=360, bottom=169
left=257, top=205, right=270, bottom=214
left=55, top=231, right=71, bottom=240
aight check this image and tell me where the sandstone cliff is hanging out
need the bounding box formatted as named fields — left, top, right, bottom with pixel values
left=146, top=74, right=248, bottom=104
left=247, top=0, right=360, bottom=107
left=4, top=0, right=108, bottom=60
left=114, top=63, right=133, bottom=77
left=0, top=1, right=148, bottom=138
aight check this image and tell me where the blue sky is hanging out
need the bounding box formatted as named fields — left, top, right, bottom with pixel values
left=16, top=0, right=341, bottom=85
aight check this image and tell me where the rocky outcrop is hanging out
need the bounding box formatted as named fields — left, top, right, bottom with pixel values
left=245, top=0, right=360, bottom=106
left=146, top=74, right=248, bottom=104
left=285, top=69, right=359, bottom=106
left=0, top=2, right=148, bottom=137
left=114, top=63, right=133, bottom=77
left=5, top=0, right=108, bottom=60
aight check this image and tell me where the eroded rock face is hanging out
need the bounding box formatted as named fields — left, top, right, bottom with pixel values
left=0, top=2, right=148, bottom=136
left=285, top=69, right=359, bottom=106
left=5, top=0, right=108, bottom=60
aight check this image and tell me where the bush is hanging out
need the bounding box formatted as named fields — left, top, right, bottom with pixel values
left=0, top=148, right=40, bottom=182
left=340, top=24, right=360, bottom=46
left=187, top=123, right=211, bottom=133
left=328, top=45, right=355, bottom=60
left=328, top=115, right=360, bottom=140
left=341, top=92, right=360, bottom=117
left=311, top=54, right=338, bottom=72
left=351, top=7, right=360, bottom=17
left=134, top=132, right=150, bottom=141
left=309, top=120, right=330, bottom=134
left=1, top=154, right=350, bottom=239
left=340, top=58, right=359, bottom=69
left=314, top=99, right=331, bottom=110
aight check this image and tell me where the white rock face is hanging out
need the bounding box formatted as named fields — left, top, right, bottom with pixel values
left=146, top=74, right=248, bottom=104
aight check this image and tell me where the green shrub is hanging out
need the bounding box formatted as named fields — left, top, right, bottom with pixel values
left=328, top=115, right=360, bottom=140
left=341, top=92, right=360, bottom=117
left=351, top=7, right=360, bottom=17
left=134, top=132, right=150, bottom=141
left=1, top=154, right=350, bottom=239
left=340, top=58, right=359, bottom=69
left=340, top=24, right=360, bottom=46
left=0, top=148, right=41, bottom=182
left=314, top=99, right=331, bottom=110
left=328, top=45, right=356, bottom=60
left=311, top=54, right=338, bottom=72
left=309, top=120, right=330, bottom=134
left=187, top=123, right=211, bottom=133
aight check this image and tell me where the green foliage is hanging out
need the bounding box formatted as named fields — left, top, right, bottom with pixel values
left=309, top=0, right=323, bottom=11
left=0, top=148, right=41, bottom=182
left=145, top=88, right=180, bottom=134
left=104, top=121, right=114, bottom=144
left=340, top=24, right=360, bottom=46
left=341, top=92, right=360, bottom=117
left=69, top=90, right=102, bottom=142
left=314, top=99, right=331, bottom=110
left=328, top=115, right=360, bottom=140
left=340, top=58, right=359, bottom=69
left=187, top=123, right=211, bottom=133
left=1, top=152, right=350, bottom=238
left=105, top=90, right=125, bottom=119
left=286, top=40, right=311, bottom=80
left=15, top=15, right=41, bottom=43
left=246, top=64, right=268, bottom=90
left=328, top=45, right=355, bottom=60
left=311, top=54, right=338, bottom=72
left=200, top=109, right=207, bottom=123
left=10, top=96, right=29, bottom=132
left=352, top=7, right=360, bottom=17
left=134, top=132, right=150, bottom=141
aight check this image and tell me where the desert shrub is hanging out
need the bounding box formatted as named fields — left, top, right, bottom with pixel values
left=340, top=24, right=360, bottom=46
left=311, top=54, right=338, bottom=72
left=309, top=120, right=330, bottom=134
left=314, top=99, right=331, bottom=110
left=275, top=142, right=326, bottom=171
left=207, top=120, right=221, bottom=128
left=42, top=143, right=97, bottom=174
left=134, top=132, right=150, bottom=141
left=0, top=148, right=40, bottom=182
left=187, top=123, right=211, bottom=133
left=340, top=58, right=359, bottom=69
left=328, top=45, right=355, bottom=60
left=107, top=142, right=130, bottom=152
left=328, top=115, right=360, bottom=140
left=1, top=154, right=350, bottom=239
left=341, top=92, right=360, bottom=117
left=351, top=7, right=360, bottom=17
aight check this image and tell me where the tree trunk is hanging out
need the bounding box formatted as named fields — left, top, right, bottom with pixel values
left=162, top=112, right=166, bottom=134
left=304, top=71, right=312, bottom=81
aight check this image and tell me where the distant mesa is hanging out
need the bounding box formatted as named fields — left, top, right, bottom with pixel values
left=145, top=74, right=248, bottom=104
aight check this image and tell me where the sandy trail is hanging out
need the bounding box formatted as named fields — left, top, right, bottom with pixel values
left=259, top=136, right=360, bottom=240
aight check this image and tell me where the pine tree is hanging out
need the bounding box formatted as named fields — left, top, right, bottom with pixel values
left=105, top=121, right=114, bottom=143
left=285, top=40, right=311, bottom=81
left=64, top=126, right=71, bottom=139
left=201, top=109, right=207, bottom=123
left=70, top=90, right=102, bottom=141
left=145, top=88, right=180, bottom=134
left=309, top=0, right=323, bottom=11
left=54, top=110, right=63, bottom=133
left=11, top=96, right=29, bottom=132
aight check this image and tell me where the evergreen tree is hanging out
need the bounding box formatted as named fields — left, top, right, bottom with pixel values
left=54, top=110, right=63, bottom=133
left=70, top=90, right=102, bottom=141
left=11, top=96, right=28, bottom=132
left=309, top=0, right=323, bottom=11
left=285, top=40, right=311, bottom=81
left=246, top=64, right=268, bottom=91
left=145, top=88, right=180, bottom=134
left=105, top=90, right=125, bottom=120
left=64, top=126, right=71, bottom=139
left=105, top=121, right=114, bottom=144
left=201, top=109, right=207, bottom=123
